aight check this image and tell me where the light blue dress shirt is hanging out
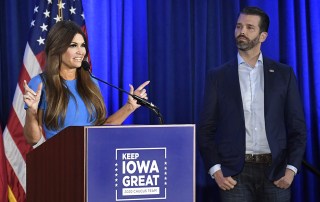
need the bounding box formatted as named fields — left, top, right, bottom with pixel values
left=238, top=53, right=271, bottom=154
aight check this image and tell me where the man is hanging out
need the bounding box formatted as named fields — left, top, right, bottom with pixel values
left=198, top=7, right=306, bottom=202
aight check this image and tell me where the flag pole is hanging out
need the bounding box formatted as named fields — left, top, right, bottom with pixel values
left=58, top=0, right=63, bottom=20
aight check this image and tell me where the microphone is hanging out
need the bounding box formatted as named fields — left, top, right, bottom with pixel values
left=81, top=61, right=164, bottom=124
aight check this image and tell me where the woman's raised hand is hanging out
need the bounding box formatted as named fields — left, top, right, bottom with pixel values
left=127, top=81, right=150, bottom=110
left=23, top=80, right=43, bottom=112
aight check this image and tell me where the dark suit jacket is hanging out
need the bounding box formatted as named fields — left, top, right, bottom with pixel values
left=198, top=57, right=306, bottom=181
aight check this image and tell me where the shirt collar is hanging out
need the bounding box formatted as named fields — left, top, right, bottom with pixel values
left=237, top=52, right=263, bottom=66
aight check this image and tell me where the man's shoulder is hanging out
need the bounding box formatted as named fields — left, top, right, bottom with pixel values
left=263, top=57, right=293, bottom=71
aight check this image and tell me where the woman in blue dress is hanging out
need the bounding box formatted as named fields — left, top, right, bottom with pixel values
left=23, top=21, right=149, bottom=147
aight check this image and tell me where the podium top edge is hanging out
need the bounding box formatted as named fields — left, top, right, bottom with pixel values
left=82, top=124, right=195, bottom=129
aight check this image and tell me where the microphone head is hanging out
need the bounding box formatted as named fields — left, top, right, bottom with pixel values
left=82, top=60, right=91, bottom=71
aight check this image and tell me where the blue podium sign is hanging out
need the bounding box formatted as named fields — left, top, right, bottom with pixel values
left=86, top=125, right=195, bottom=202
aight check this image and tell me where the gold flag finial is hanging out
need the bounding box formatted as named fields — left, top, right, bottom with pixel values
left=58, top=0, right=63, bottom=20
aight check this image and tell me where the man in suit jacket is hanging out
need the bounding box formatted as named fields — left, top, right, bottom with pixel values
left=198, top=7, right=306, bottom=202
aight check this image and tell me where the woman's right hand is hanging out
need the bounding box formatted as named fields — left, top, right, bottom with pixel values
left=23, top=80, right=43, bottom=112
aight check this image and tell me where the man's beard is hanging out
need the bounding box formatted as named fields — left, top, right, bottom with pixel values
left=236, top=35, right=260, bottom=51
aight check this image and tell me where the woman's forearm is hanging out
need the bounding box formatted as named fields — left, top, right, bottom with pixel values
left=104, top=103, right=135, bottom=125
left=23, top=108, right=42, bottom=145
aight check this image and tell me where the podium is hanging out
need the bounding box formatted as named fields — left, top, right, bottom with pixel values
left=26, top=125, right=195, bottom=202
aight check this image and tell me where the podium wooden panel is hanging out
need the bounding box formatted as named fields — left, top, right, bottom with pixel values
left=26, top=126, right=87, bottom=202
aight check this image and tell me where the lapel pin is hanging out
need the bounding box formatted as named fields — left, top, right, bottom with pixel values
left=269, top=69, right=274, bottom=72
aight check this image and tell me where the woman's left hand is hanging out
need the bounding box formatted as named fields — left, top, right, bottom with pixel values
left=127, top=81, right=150, bottom=110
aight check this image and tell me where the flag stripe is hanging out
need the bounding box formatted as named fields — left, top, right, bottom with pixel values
left=5, top=110, right=31, bottom=159
left=24, top=43, right=43, bottom=78
left=35, top=51, right=46, bottom=71
left=4, top=127, right=26, bottom=192
left=6, top=161, right=25, bottom=201
left=17, top=64, right=31, bottom=93
left=12, top=87, right=26, bottom=132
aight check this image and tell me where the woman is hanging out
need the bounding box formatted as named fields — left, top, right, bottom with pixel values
left=23, top=21, right=149, bottom=146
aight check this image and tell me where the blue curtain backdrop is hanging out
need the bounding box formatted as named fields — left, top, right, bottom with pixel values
left=1, top=0, right=319, bottom=201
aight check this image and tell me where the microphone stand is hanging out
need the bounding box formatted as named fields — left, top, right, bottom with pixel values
left=302, top=159, right=320, bottom=178
left=148, top=105, right=164, bottom=125
left=83, top=64, right=164, bottom=124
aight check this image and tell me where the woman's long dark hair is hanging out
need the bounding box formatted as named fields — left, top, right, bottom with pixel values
left=43, top=21, right=106, bottom=130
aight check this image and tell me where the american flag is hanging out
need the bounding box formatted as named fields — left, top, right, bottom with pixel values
left=2, top=0, right=86, bottom=201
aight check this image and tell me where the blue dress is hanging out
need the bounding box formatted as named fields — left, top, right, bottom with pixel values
left=26, top=74, right=101, bottom=139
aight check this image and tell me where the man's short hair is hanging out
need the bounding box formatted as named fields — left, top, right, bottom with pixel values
left=239, top=7, right=270, bottom=33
